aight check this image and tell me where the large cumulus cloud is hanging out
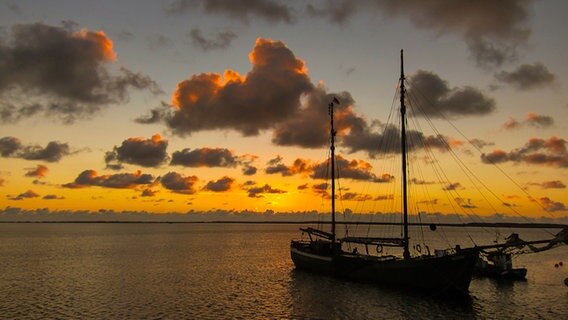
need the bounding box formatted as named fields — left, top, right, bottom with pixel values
left=0, top=22, right=162, bottom=123
left=144, top=38, right=313, bottom=136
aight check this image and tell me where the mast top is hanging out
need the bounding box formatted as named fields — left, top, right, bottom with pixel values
left=400, top=49, right=405, bottom=81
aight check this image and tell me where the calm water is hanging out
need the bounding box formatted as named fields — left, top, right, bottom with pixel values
left=0, top=223, right=566, bottom=319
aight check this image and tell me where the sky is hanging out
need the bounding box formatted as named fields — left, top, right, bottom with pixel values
left=0, top=0, right=567, bottom=222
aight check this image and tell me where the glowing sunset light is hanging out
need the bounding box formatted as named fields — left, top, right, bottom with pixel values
left=0, top=1, right=566, bottom=222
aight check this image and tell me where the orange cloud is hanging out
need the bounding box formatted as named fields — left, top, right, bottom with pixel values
left=25, top=164, right=49, bottom=178
left=74, top=30, right=116, bottom=61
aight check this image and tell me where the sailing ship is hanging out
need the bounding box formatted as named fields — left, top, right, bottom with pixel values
left=290, top=50, right=480, bottom=294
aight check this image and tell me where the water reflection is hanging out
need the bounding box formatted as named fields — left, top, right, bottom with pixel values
left=287, top=268, right=478, bottom=319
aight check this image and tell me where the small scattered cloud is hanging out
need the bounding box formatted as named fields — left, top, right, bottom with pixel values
left=43, top=194, right=65, bottom=200
left=141, top=189, right=158, bottom=197
left=527, top=180, right=566, bottom=189
left=9, top=190, right=40, bottom=201
left=410, top=178, right=435, bottom=185
left=63, top=170, right=154, bottom=189
left=442, top=182, right=462, bottom=191
left=247, top=183, right=286, bottom=198
left=340, top=192, right=373, bottom=202
left=305, top=1, right=358, bottom=25
left=0, top=136, right=71, bottom=162
left=116, top=30, right=135, bottom=42
left=160, top=172, right=198, bottom=194
left=297, top=183, right=309, bottom=190
left=24, top=165, right=48, bottom=178
left=455, top=197, right=477, bottom=209
left=189, top=28, right=237, bottom=51
left=481, top=137, right=568, bottom=168
left=502, top=112, right=553, bottom=130
left=539, top=197, right=567, bottom=212
left=105, top=134, right=169, bottom=169
left=203, top=176, right=235, bottom=192
left=495, top=63, right=556, bottom=90
left=148, top=34, right=174, bottom=51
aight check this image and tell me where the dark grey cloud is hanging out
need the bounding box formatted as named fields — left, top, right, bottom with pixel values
left=134, top=103, right=168, bottom=124
left=481, top=137, right=568, bottom=168
left=9, top=190, right=40, bottom=201
left=527, top=180, right=565, bottom=189
left=166, top=0, right=294, bottom=24
left=170, top=147, right=238, bottom=167
left=0, top=136, right=71, bottom=162
left=442, top=182, right=462, bottom=191
left=203, top=176, right=235, bottom=192
left=141, top=188, right=158, bottom=197
left=189, top=28, right=237, bottom=51
left=43, top=194, right=65, bottom=200
left=311, top=155, right=394, bottom=183
left=105, top=134, right=169, bottom=169
left=306, top=0, right=358, bottom=25
left=160, top=172, right=199, bottom=194
left=407, top=70, right=496, bottom=118
left=0, top=23, right=162, bottom=123
left=271, top=87, right=359, bottom=148
left=342, top=121, right=463, bottom=158
left=242, top=165, right=257, bottom=176
left=138, top=38, right=313, bottom=136
left=247, top=183, right=287, bottom=198
left=455, top=197, right=477, bottom=209
left=372, top=0, right=534, bottom=68
left=340, top=192, right=373, bottom=201
left=265, top=157, right=311, bottom=177
left=147, top=34, right=174, bottom=51
left=495, top=63, right=556, bottom=90
left=297, top=183, right=308, bottom=190
left=63, top=170, right=154, bottom=189
left=539, top=197, right=567, bottom=212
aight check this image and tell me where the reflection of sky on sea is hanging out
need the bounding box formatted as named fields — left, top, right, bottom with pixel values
left=1, top=223, right=566, bottom=319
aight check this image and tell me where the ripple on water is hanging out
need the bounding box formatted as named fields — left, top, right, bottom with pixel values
left=0, top=223, right=567, bottom=319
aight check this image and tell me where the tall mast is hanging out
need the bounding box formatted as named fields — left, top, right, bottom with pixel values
left=329, top=97, right=339, bottom=246
left=400, top=50, right=410, bottom=259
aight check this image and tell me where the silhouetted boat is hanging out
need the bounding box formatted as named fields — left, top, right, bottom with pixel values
left=474, top=252, right=527, bottom=280
left=290, top=50, right=479, bottom=295
left=472, top=230, right=568, bottom=280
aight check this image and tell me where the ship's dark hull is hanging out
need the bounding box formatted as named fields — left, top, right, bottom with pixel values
left=291, top=242, right=479, bottom=294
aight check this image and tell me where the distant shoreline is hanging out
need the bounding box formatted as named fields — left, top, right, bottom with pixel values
left=0, top=220, right=565, bottom=229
